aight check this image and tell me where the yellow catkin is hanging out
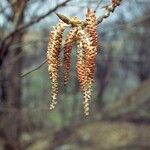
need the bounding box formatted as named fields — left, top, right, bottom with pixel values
left=85, top=9, right=97, bottom=48
left=81, top=9, right=97, bottom=116
left=64, top=28, right=77, bottom=85
left=76, top=27, right=94, bottom=116
left=46, top=10, right=98, bottom=116
left=76, top=28, right=87, bottom=91
left=85, top=9, right=97, bottom=78
left=47, top=22, right=65, bottom=110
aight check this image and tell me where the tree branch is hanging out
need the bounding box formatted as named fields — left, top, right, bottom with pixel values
left=21, top=59, right=47, bottom=77
left=97, top=0, right=122, bottom=24
left=1, top=0, right=71, bottom=44
left=55, top=0, right=122, bottom=26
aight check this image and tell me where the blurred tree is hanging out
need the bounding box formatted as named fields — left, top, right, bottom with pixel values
left=96, top=43, right=113, bottom=110
left=0, top=0, right=150, bottom=149
left=0, top=0, right=71, bottom=149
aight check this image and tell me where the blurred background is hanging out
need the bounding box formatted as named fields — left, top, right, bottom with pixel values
left=0, top=0, right=150, bottom=150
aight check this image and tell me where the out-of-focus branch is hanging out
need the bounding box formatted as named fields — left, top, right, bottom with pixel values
left=94, top=0, right=103, bottom=12
left=1, top=0, right=71, bottom=44
left=97, top=0, right=122, bottom=24
left=0, top=0, right=71, bottom=62
left=0, top=5, right=8, bottom=14
left=21, top=59, right=47, bottom=77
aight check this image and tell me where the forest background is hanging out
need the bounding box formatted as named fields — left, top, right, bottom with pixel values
left=0, top=0, right=150, bottom=150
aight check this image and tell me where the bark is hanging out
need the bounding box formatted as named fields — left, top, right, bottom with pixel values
left=0, top=0, right=25, bottom=149
left=0, top=33, right=23, bottom=150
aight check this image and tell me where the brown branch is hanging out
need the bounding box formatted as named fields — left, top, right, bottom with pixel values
left=1, top=0, right=71, bottom=44
left=56, top=0, right=122, bottom=26
left=97, top=0, right=122, bottom=24
left=0, top=0, right=71, bottom=62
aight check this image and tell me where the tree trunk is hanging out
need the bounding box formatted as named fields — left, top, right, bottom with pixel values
left=0, top=40, right=23, bottom=150
left=0, top=0, right=25, bottom=149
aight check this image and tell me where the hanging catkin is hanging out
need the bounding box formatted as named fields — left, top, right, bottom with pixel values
left=85, top=9, right=98, bottom=79
left=64, top=28, right=77, bottom=85
left=85, top=9, right=97, bottom=47
left=46, top=8, right=101, bottom=116
left=76, top=9, right=98, bottom=115
left=47, top=22, right=65, bottom=110
left=76, top=27, right=94, bottom=116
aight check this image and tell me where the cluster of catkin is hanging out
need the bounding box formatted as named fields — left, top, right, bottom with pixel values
left=47, top=9, right=97, bottom=116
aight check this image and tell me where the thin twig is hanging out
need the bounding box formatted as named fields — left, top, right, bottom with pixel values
left=97, top=0, right=122, bottom=24
left=94, top=0, right=103, bottom=12
left=56, top=0, right=122, bottom=26
left=21, top=59, right=47, bottom=77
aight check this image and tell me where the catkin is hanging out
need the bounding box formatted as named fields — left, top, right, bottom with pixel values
left=85, top=9, right=97, bottom=79
left=64, top=28, right=77, bottom=85
left=76, top=27, right=94, bottom=116
left=47, top=9, right=98, bottom=116
left=47, top=22, right=65, bottom=110
left=85, top=9, right=97, bottom=47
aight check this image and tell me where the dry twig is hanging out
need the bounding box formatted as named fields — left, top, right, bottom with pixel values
left=21, top=59, right=47, bottom=77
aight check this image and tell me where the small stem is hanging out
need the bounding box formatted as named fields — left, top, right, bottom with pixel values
left=97, top=0, right=122, bottom=24
left=21, top=59, right=47, bottom=77
left=94, top=0, right=103, bottom=12
left=56, top=0, right=122, bottom=26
